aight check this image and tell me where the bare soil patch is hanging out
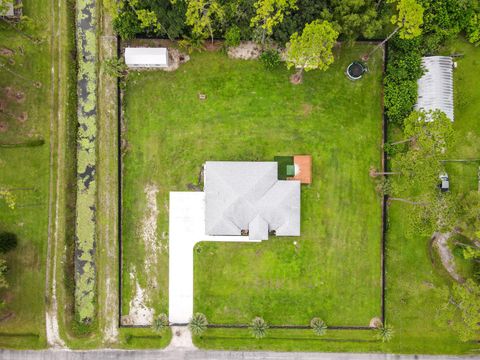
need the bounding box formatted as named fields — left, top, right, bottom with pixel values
left=0, top=48, right=14, bottom=57
left=432, top=232, right=464, bottom=283
left=5, top=87, right=25, bottom=103
left=17, top=111, right=28, bottom=123
left=301, top=103, right=313, bottom=116
left=121, top=278, right=154, bottom=326
left=290, top=73, right=302, bottom=84
left=369, top=317, right=382, bottom=328
left=227, top=41, right=262, bottom=60
left=0, top=121, right=8, bottom=133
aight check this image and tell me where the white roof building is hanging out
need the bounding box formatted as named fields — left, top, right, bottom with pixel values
left=204, top=161, right=301, bottom=241
left=415, top=56, right=454, bottom=121
left=124, top=47, right=168, bottom=68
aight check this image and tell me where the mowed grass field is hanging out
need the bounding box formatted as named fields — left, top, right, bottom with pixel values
left=0, top=1, right=53, bottom=348
left=122, top=43, right=384, bottom=338
left=384, top=39, right=480, bottom=355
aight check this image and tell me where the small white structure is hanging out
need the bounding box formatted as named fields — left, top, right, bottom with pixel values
left=0, top=0, right=15, bottom=17
left=124, top=47, right=168, bottom=68
left=415, top=56, right=454, bottom=121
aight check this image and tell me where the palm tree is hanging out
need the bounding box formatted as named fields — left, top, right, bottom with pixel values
left=375, top=322, right=394, bottom=342
left=189, top=312, right=208, bottom=336
left=310, top=317, right=327, bottom=336
left=151, top=313, right=169, bottom=333
left=250, top=317, right=268, bottom=339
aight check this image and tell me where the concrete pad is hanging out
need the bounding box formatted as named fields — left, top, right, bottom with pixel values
left=168, top=192, right=253, bottom=324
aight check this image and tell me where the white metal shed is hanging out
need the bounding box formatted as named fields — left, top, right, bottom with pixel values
left=124, top=47, right=168, bottom=68
left=415, top=56, right=454, bottom=121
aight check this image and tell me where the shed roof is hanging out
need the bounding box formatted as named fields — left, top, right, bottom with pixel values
left=204, top=161, right=300, bottom=240
left=124, top=47, right=168, bottom=67
left=415, top=56, right=454, bottom=121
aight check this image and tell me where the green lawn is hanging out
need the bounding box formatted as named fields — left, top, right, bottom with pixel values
left=0, top=0, right=53, bottom=348
left=122, top=43, right=384, bottom=346
left=383, top=38, right=480, bottom=355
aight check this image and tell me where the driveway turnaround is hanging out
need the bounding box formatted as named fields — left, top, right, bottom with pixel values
left=0, top=350, right=475, bottom=360
left=168, top=192, right=254, bottom=324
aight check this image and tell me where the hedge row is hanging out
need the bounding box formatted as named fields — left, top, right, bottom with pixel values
left=75, top=0, right=98, bottom=324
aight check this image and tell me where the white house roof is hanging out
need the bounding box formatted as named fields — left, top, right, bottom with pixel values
left=204, top=161, right=301, bottom=241
left=124, top=47, right=168, bottom=67
left=415, top=56, right=454, bottom=121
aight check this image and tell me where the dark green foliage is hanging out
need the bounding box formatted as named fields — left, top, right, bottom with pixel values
left=113, top=0, right=187, bottom=40
left=111, top=0, right=390, bottom=45
left=419, top=0, right=473, bottom=49
left=224, top=25, right=241, bottom=47
left=384, top=77, right=418, bottom=124
left=383, top=36, right=423, bottom=124
left=0, top=232, right=17, bottom=254
left=259, top=49, right=281, bottom=70
left=113, top=10, right=143, bottom=40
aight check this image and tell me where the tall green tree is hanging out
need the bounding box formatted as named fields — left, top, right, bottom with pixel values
left=186, top=0, right=224, bottom=42
left=382, top=111, right=456, bottom=234
left=250, top=0, right=298, bottom=44
left=320, top=0, right=386, bottom=42
left=285, top=19, right=338, bottom=83
left=368, top=0, right=424, bottom=57
left=436, top=279, right=480, bottom=342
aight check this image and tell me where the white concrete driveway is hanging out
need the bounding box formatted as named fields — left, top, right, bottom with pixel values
left=168, top=192, right=254, bottom=324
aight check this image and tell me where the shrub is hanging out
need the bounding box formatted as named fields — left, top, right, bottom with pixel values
left=374, top=323, right=394, bottom=342
left=310, top=317, right=327, bottom=336
left=178, top=35, right=205, bottom=54
left=152, top=313, right=169, bottom=333
left=0, top=232, right=17, bottom=253
left=189, top=313, right=208, bottom=336
left=113, top=10, right=142, bottom=40
left=260, top=49, right=281, bottom=70
left=384, top=78, right=418, bottom=124
left=225, top=25, right=241, bottom=48
left=0, top=258, right=8, bottom=290
left=250, top=317, right=268, bottom=339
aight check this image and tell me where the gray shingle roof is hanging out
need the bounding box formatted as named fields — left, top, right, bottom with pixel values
left=204, top=161, right=300, bottom=240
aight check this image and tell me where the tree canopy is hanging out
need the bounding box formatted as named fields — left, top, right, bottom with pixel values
left=186, top=0, right=225, bottom=41
left=250, top=0, right=298, bottom=43
left=390, top=0, right=424, bottom=39
left=386, top=111, right=456, bottom=234
left=285, top=19, right=338, bottom=74
left=436, top=279, right=480, bottom=342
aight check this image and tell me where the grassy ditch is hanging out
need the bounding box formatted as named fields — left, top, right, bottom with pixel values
left=75, top=0, right=98, bottom=325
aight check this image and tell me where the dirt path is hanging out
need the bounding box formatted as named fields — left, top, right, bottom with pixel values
left=45, top=0, right=66, bottom=348
left=97, top=4, right=119, bottom=344
left=122, top=184, right=161, bottom=326
left=432, top=232, right=464, bottom=283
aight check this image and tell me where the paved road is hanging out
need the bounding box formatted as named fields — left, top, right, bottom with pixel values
left=0, top=350, right=476, bottom=360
